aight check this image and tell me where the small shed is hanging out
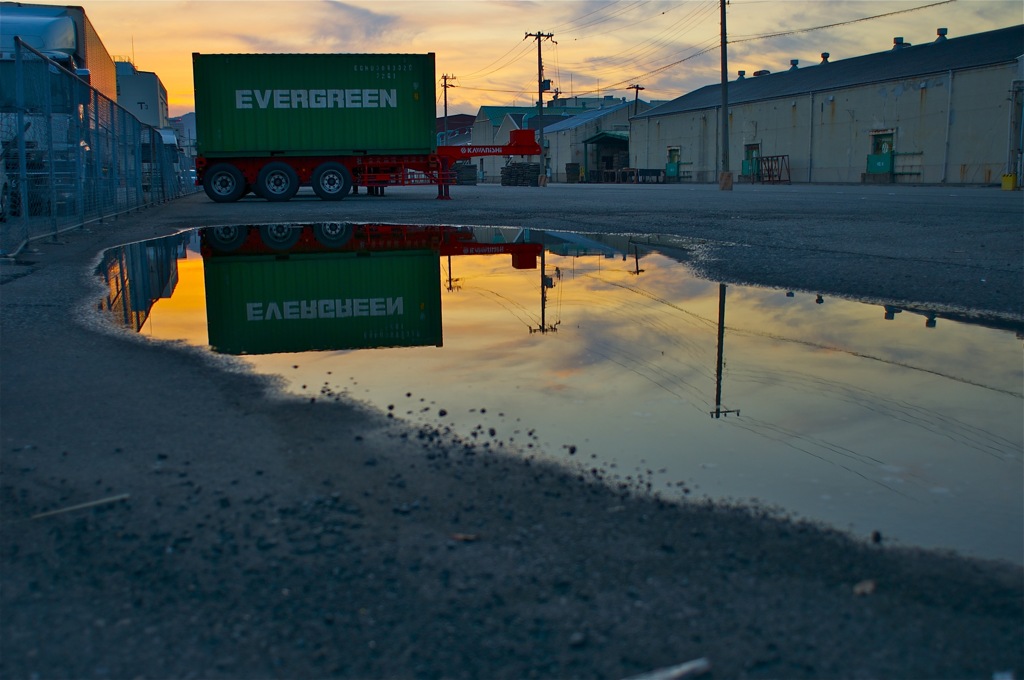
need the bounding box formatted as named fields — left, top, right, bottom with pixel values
left=581, top=130, right=630, bottom=182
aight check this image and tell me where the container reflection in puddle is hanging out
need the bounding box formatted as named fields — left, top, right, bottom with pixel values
left=104, top=226, right=1023, bottom=564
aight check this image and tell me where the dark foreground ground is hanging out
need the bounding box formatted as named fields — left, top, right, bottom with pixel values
left=2, top=184, right=1022, bottom=679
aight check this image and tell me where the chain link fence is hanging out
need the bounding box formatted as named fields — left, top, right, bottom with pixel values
left=1, top=38, right=197, bottom=256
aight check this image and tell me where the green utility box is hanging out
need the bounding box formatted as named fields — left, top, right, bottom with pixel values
left=866, top=153, right=894, bottom=174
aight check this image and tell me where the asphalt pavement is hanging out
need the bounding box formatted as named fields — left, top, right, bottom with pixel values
left=1, top=182, right=1022, bottom=679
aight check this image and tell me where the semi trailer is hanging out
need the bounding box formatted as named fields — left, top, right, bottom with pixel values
left=192, top=52, right=540, bottom=202
left=1, top=3, right=117, bottom=217
left=0, top=2, right=118, bottom=100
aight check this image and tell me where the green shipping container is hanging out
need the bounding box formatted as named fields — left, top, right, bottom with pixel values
left=203, top=250, right=443, bottom=355
left=193, top=52, right=436, bottom=157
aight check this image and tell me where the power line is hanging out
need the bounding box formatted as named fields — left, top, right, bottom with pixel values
left=550, top=0, right=646, bottom=34
left=457, top=36, right=534, bottom=81
left=572, top=39, right=719, bottom=97
left=562, top=0, right=716, bottom=68
left=566, top=0, right=957, bottom=98
left=560, top=2, right=718, bottom=78
left=730, top=0, right=956, bottom=43
left=568, top=1, right=691, bottom=41
left=460, top=0, right=957, bottom=104
left=458, top=86, right=532, bottom=94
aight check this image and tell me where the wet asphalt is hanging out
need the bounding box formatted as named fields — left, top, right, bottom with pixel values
left=1, top=183, right=1022, bottom=679
left=75, top=182, right=1024, bottom=317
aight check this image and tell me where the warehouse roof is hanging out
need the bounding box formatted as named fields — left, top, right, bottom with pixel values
left=544, top=100, right=635, bottom=133
left=475, top=106, right=536, bottom=126
left=526, top=114, right=577, bottom=131
left=475, top=105, right=587, bottom=127
left=636, top=24, right=1024, bottom=119
left=581, top=130, right=629, bottom=144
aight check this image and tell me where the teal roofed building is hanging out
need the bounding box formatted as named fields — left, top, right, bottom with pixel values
left=471, top=105, right=585, bottom=183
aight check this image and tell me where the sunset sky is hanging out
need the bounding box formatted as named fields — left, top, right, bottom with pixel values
left=22, top=0, right=1023, bottom=118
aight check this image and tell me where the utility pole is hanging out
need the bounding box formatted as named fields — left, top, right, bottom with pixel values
left=441, top=74, right=457, bottom=142
left=719, top=0, right=732, bottom=190
left=711, top=283, right=740, bottom=418
left=526, top=31, right=555, bottom=187
left=530, top=248, right=558, bottom=334
left=540, top=248, right=547, bottom=330
left=628, top=84, right=645, bottom=115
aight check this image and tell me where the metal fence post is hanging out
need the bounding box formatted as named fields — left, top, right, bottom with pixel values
left=73, top=76, right=85, bottom=224
left=42, top=52, right=58, bottom=236
left=91, top=88, right=104, bottom=223
left=109, top=97, right=119, bottom=216
left=10, top=38, right=30, bottom=254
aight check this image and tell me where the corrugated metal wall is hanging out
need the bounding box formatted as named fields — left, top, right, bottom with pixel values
left=631, top=60, right=1020, bottom=185
left=203, top=250, right=443, bottom=354
left=193, top=53, right=436, bottom=157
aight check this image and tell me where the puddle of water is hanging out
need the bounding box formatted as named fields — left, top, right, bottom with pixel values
left=96, top=224, right=1024, bottom=564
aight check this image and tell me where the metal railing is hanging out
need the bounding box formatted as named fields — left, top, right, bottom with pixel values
left=0, top=38, right=198, bottom=256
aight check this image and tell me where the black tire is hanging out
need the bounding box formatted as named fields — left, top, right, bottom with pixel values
left=259, top=224, right=302, bottom=251
left=311, top=162, right=352, bottom=201
left=313, top=222, right=353, bottom=248
left=203, top=163, right=246, bottom=202
left=205, top=226, right=249, bottom=252
left=257, top=162, right=300, bottom=202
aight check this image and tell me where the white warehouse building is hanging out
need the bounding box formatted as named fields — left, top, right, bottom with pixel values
left=630, top=25, right=1024, bottom=186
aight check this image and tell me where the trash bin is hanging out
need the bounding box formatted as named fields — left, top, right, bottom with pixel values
left=1001, top=174, right=1018, bottom=190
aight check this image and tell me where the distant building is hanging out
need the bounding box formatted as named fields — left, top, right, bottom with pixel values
left=547, top=95, right=618, bottom=109
left=169, top=112, right=196, bottom=162
left=437, top=113, right=474, bottom=146
left=544, top=99, right=651, bottom=182
left=115, top=58, right=169, bottom=128
left=471, top=105, right=585, bottom=183
left=631, top=25, right=1024, bottom=185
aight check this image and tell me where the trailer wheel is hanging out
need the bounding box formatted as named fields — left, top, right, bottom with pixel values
left=313, top=222, right=353, bottom=248
left=257, top=162, right=300, bottom=201
left=259, top=223, right=302, bottom=251
left=204, top=163, right=246, bottom=202
left=311, top=162, right=352, bottom=201
left=206, top=226, right=249, bottom=252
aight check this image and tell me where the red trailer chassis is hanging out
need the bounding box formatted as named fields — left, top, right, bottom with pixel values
left=201, top=223, right=543, bottom=269
left=195, top=129, right=540, bottom=202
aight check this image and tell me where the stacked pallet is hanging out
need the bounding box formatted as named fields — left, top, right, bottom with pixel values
left=455, top=163, right=478, bottom=185
left=501, top=163, right=540, bottom=187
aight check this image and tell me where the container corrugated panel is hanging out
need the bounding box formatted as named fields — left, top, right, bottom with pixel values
left=193, top=53, right=436, bottom=157
left=204, top=250, right=443, bottom=355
